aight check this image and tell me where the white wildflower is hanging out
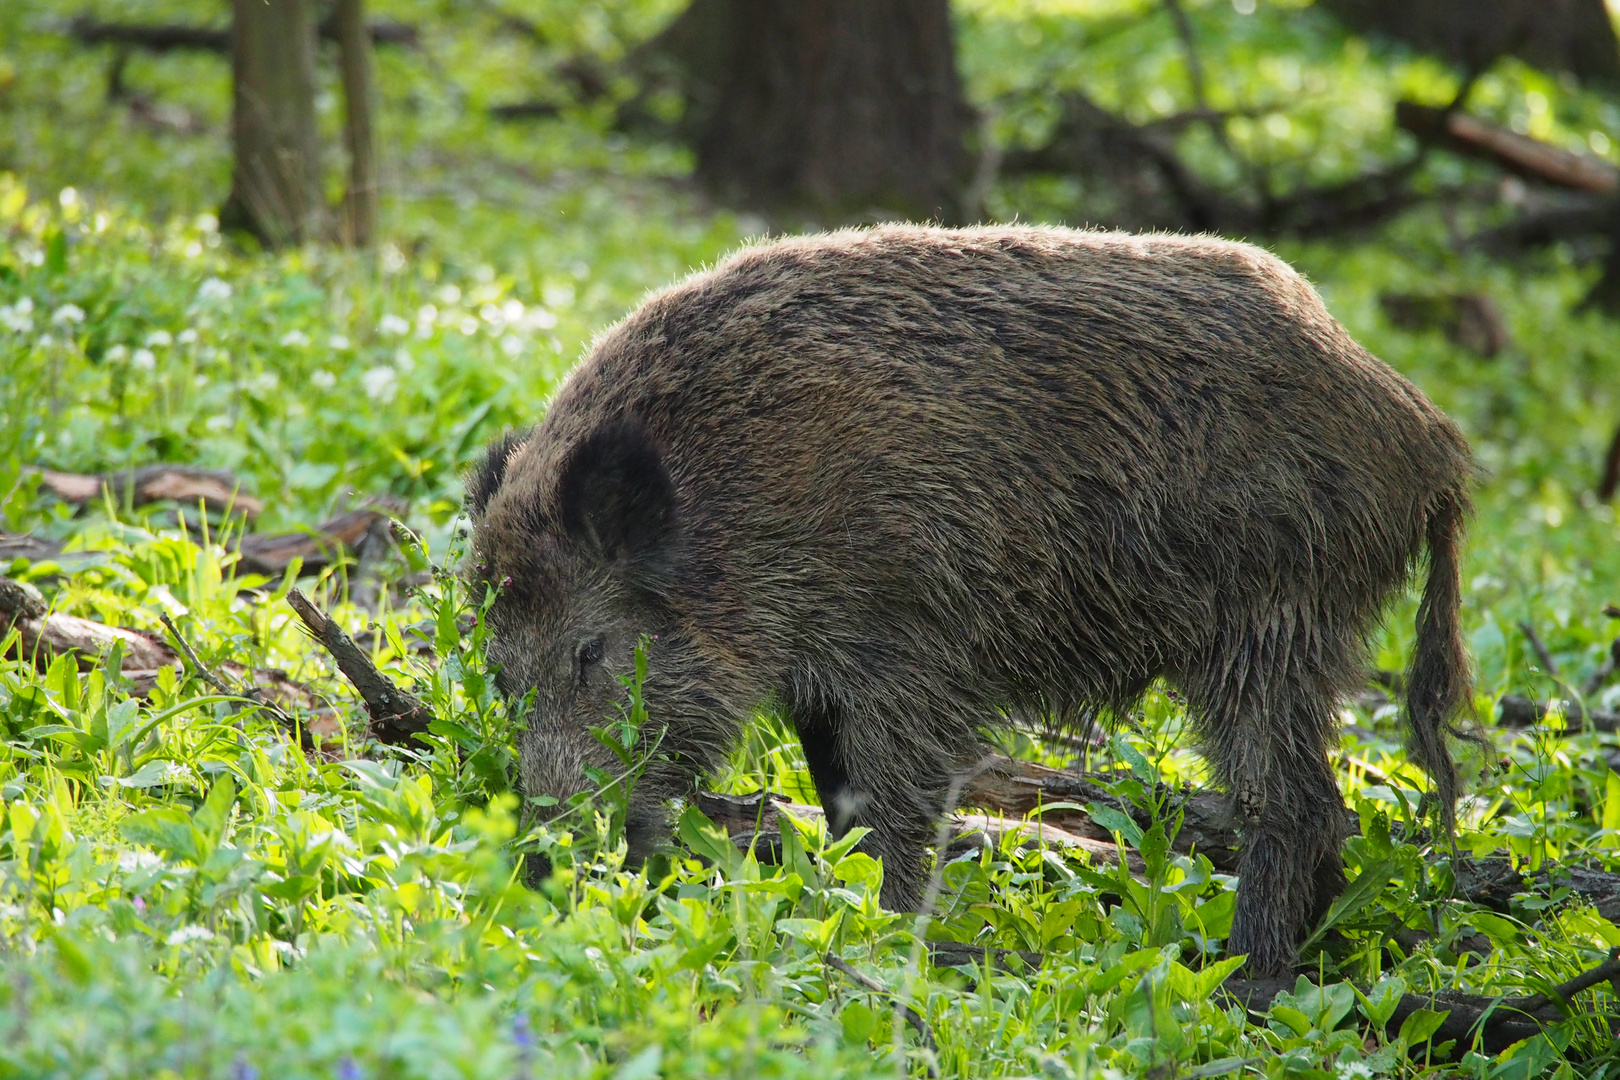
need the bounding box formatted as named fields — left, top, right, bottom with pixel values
left=166, top=925, right=215, bottom=946
left=0, top=302, right=34, bottom=334
left=362, top=365, right=397, bottom=402
left=205, top=414, right=233, bottom=432
left=197, top=277, right=232, bottom=302
left=251, top=371, right=279, bottom=394
left=145, top=329, right=173, bottom=348
left=279, top=329, right=310, bottom=348
left=310, top=369, right=336, bottom=390
left=131, top=348, right=156, bottom=371
left=194, top=374, right=208, bottom=388
left=106, top=344, right=128, bottom=362
left=328, top=334, right=350, bottom=350
left=50, top=303, right=85, bottom=325
left=377, top=313, right=409, bottom=336
left=393, top=348, right=414, bottom=374
left=117, top=849, right=163, bottom=873
left=178, top=328, right=198, bottom=345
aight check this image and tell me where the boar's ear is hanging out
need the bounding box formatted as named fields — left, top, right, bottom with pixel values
left=556, top=418, right=676, bottom=562
left=465, top=427, right=532, bottom=520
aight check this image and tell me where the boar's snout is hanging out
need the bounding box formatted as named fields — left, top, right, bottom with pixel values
left=513, top=720, right=599, bottom=819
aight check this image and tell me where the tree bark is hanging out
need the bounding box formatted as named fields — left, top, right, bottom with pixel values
left=333, top=0, right=379, bottom=247
left=220, top=0, right=323, bottom=246
left=645, top=0, right=974, bottom=223
left=1317, top=0, right=1620, bottom=86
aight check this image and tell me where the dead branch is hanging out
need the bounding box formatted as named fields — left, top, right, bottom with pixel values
left=158, top=611, right=240, bottom=700
left=1583, top=636, right=1620, bottom=697
left=1397, top=101, right=1620, bottom=195
left=1000, top=89, right=1433, bottom=238
left=489, top=101, right=563, bottom=121
left=823, top=952, right=939, bottom=1069
left=1519, top=619, right=1564, bottom=678
left=1162, top=0, right=1208, bottom=111
left=1496, top=693, right=1620, bottom=733
left=62, top=14, right=418, bottom=54
left=30, top=465, right=263, bottom=519
left=1601, top=420, right=1620, bottom=502
left=1380, top=292, right=1510, bottom=358
left=286, top=588, right=432, bottom=745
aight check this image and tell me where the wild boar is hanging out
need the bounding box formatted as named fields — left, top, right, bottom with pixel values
left=465, top=224, right=1474, bottom=976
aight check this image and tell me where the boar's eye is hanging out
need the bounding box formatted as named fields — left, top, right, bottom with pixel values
left=574, top=634, right=607, bottom=685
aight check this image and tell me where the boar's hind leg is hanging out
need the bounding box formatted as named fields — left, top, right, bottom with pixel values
left=1189, top=652, right=1351, bottom=976
left=787, top=697, right=950, bottom=913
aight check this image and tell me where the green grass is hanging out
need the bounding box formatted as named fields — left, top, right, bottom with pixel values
left=6, top=0, right=1620, bottom=1076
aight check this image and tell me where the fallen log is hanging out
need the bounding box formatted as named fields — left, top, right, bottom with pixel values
left=0, top=534, right=67, bottom=567
left=695, top=789, right=1138, bottom=871
left=1497, top=692, right=1620, bottom=733
left=1, top=575, right=179, bottom=672
left=1223, top=953, right=1620, bottom=1057
left=0, top=575, right=338, bottom=738
left=31, top=464, right=262, bottom=518
left=962, top=754, right=1242, bottom=869
left=236, top=509, right=393, bottom=577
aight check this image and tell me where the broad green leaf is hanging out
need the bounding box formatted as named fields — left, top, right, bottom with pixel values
left=1397, top=1007, right=1450, bottom=1048
left=1298, top=857, right=1397, bottom=952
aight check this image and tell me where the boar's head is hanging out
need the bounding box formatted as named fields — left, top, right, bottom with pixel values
left=464, top=418, right=721, bottom=855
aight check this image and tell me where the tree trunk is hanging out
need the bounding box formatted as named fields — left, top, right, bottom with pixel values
left=646, top=0, right=974, bottom=224
left=334, top=0, right=378, bottom=247
left=1318, top=0, right=1620, bottom=86
left=221, top=0, right=322, bottom=246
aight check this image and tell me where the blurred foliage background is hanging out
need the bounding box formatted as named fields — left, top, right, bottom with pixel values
left=6, top=1, right=1620, bottom=1077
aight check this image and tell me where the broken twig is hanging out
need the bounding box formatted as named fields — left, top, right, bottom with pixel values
left=823, top=953, right=939, bottom=1072
left=286, top=588, right=432, bottom=745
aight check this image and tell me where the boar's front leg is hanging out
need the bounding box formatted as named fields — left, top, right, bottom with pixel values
left=787, top=696, right=954, bottom=911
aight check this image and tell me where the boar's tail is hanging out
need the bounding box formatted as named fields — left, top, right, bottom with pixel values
left=1403, top=487, right=1478, bottom=838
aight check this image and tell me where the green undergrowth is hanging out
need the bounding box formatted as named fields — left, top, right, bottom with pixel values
left=2, top=180, right=1620, bottom=1080
left=6, top=0, right=1620, bottom=1076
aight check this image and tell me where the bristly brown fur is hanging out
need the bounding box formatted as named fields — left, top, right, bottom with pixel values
left=465, top=427, right=532, bottom=520
left=466, top=224, right=1476, bottom=977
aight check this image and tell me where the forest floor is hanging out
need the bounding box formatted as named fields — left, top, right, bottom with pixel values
left=6, top=1, right=1620, bottom=1077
